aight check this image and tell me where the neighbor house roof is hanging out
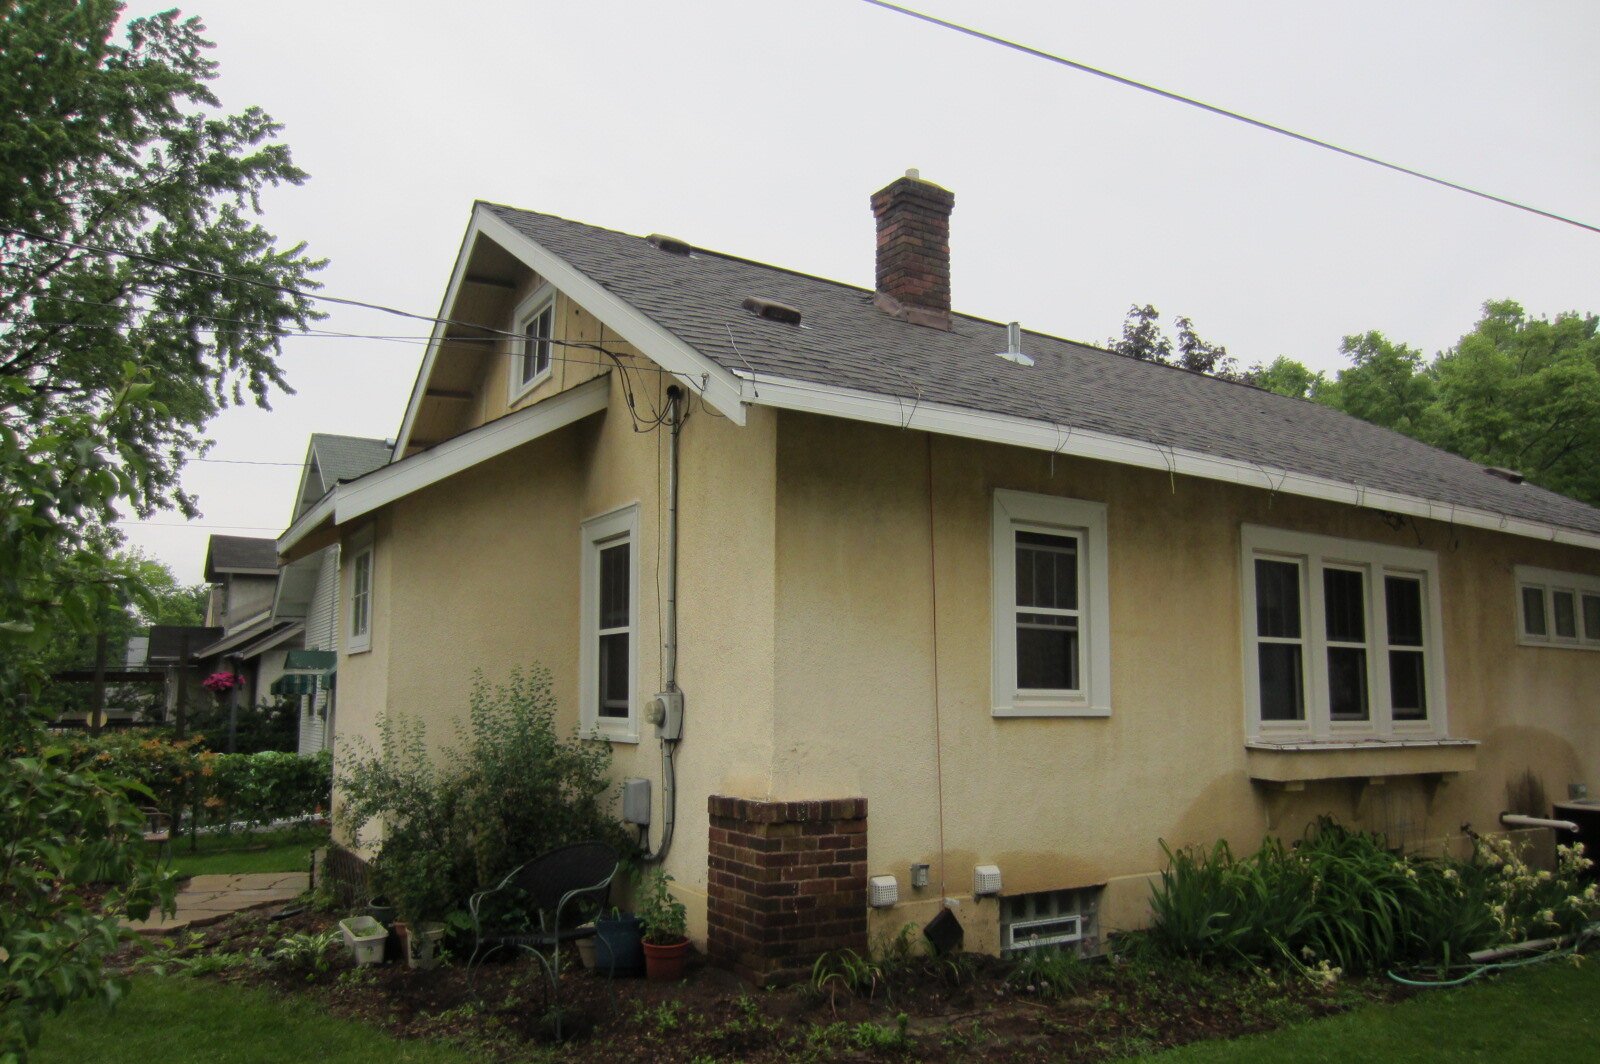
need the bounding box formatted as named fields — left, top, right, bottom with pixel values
left=146, top=625, right=223, bottom=664
left=311, top=434, right=391, bottom=488
left=203, top=535, right=280, bottom=580
left=463, top=202, right=1600, bottom=545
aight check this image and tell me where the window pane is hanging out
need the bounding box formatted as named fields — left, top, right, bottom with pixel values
left=1017, top=613, right=1078, bottom=690
left=1390, top=650, right=1427, bottom=720
left=1521, top=586, right=1547, bottom=636
left=1016, top=531, right=1077, bottom=611
left=1323, top=568, right=1366, bottom=643
left=1255, top=559, right=1301, bottom=639
left=1553, top=591, right=1578, bottom=638
left=598, top=632, right=628, bottom=718
left=1584, top=595, right=1600, bottom=640
left=599, top=542, right=629, bottom=629
left=1384, top=576, right=1424, bottom=647
left=1257, top=643, right=1304, bottom=721
left=1327, top=647, right=1369, bottom=721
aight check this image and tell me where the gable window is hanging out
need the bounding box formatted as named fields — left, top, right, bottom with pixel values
left=992, top=490, right=1111, bottom=717
left=509, top=287, right=555, bottom=400
left=1242, top=526, right=1445, bottom=741
left=347, top=537, right=373, bottom=654
left=1515, top=565, right=1600, bottom=650
left=580, top=505, right=639, bottom=740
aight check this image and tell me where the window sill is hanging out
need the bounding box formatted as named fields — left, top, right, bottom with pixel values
left=585, top=725, right=638, bottom=745
left=508, top=368, right=552, bottom=408
left=993, top=704, right=1111, bottom=719
left=1245, top=738, right=1477, bottom=783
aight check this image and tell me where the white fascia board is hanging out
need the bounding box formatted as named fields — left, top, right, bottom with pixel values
left=277, top=489, right=337, bottom=558
left=738, top=372, right=1600, bottom=553
left=336, top=374, right=611, bottom=524
left=473, top=208, right=747, bottom=425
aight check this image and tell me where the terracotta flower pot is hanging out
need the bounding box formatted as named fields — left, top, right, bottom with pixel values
left=642, top=936, right=689, bottom=982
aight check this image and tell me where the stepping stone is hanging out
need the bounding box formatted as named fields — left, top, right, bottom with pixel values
left=123, top=871, right=309, bottom=935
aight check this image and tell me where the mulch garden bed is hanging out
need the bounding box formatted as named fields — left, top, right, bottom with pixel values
left=116, top=906, right=1410, bottom=1062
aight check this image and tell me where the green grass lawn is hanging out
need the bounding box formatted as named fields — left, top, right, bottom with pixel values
left=170, top=825, right=328, bottom=878
left=32, top=976, right=485, bottom=1064
left=1137, top=956, right=1600, bottom=1062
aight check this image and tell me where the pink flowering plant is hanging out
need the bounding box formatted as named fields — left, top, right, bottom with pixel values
left=201, top=671, right=244, bottom=693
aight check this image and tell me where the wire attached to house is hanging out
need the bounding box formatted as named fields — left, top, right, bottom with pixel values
left=856, top=0, right=1600, bottom=236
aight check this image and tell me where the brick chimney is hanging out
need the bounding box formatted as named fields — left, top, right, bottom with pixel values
left=871, top=169, right=954, bottom=330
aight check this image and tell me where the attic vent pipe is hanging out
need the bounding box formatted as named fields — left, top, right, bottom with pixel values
left=1485, top=467, right=1525, bottom=484
left=647, top=233, right=693, bottom=256
left=741, top=296, right=802, bottom=325
left=996, top=321, right=1034, bottom=366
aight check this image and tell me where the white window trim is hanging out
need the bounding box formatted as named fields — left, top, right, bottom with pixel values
left=1241, top=525, right=1448, bottom=744
left=1515, top=564, right=1600, bottom=650
left=992, top=489, right=1111, bottom=718
left=346, top=529, right=374, bottom=655
left=579, top=503, right=640, bottom=742
left=507, top=285, right=556, bottom=405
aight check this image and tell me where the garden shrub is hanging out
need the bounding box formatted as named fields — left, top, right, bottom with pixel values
left=1148, top=817, right=1599, bottom=976
left=64, top=732, right=332, bottom=830
left=337, top=666, right=631, bottom=924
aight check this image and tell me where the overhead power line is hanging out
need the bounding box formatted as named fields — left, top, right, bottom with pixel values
left=856, top=0, right=1600, bottom=236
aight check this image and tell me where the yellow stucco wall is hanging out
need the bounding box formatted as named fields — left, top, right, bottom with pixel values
left=332, top=370, right=780, bottom=943
left=769, top=412, right=1600, bottom=951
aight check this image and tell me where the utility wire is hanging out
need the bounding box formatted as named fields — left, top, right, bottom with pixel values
left=856, top=0, right=1600, bottom=236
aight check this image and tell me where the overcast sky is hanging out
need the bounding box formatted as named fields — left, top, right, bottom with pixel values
left=113, top=0, right=1600, bottom=582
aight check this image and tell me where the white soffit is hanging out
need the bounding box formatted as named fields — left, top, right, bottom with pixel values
left=736, top=372, right=1600, bottom=553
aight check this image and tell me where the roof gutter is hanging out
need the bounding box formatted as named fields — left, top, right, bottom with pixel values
left=734, top=371, right=1600, bottom=553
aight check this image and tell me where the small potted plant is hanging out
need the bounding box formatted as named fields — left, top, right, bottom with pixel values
left=373, top=844, right=453, bottom=970
left=637, top=868, right=689, bottom=981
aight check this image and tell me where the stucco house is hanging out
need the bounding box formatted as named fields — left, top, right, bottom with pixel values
left=281, top=171, right=1600, bottom=982
left=271, top=433, right=391, bottom=754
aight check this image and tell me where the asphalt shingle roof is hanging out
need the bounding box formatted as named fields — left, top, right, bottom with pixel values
left=311, top=434, right=390, bottom=489
left=204, top=535, right=279, bottom=578
left=485, top=203, right=1600, bottom=540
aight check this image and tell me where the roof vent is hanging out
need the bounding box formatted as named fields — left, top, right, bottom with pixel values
left=1485, top=466, right=1525, bottom=484
left=646, top=233, right=693, bottom=256
left=996, top=321, right=1034, bottom=367
left=741, top=296, right=802, bottom=325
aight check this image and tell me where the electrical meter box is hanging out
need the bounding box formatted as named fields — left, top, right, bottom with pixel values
left=622, top=777, right=651, bottom=825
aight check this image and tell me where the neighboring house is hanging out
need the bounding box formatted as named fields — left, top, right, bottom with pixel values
left=145, top=623, right=222, bottom=725
left=279, top=172, right=1600, bottom=982
left=271, top=433, right=391, bottom=754
left=194, top=534, right=300, bottom=716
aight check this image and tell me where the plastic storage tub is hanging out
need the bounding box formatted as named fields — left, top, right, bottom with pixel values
left=339, top=915, right=389, bottom=966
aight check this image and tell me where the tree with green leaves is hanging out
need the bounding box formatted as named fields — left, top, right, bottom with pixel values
left=1108, top=303, right=1240, bottom=378
left=1, top=3, right=319, bottom=1056
left=1232, top=301, right=1600, bottom=508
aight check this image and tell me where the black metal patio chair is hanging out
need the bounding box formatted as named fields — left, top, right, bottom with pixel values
left=465, top=840, right=620, bottom=1040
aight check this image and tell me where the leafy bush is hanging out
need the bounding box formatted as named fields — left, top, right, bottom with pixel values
left=203, top=749, right=331, bottom=827
left=1147, top=818, right=1600, bottom=976
left=1006, top=945, right=1085, bottom=999
left=2, top=746, right=174, bottom=1058
left=66, top=733, right=331, bottom=831
left=186, top=698, right=300, bottom=754
left=338, top=666, right=630, bottom=925
left=638, top=869, right=688, bottom=944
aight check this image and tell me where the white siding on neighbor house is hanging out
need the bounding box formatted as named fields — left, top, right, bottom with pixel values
left=297, top=546, right=340, bottom=754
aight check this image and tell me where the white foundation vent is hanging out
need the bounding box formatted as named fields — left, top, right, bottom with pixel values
left=868, top=875, right=900, bottom=908
left=973, top=864, right=1002, bottom=896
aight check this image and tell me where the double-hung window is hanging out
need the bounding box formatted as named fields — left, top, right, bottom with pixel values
left=580, top=505, right=639, bottom=740
left=1242, top=526, right=1445, bottom=741
left=347, top=535, right=373, bottom=654
left=1515, top=565, right=1600, bottom=650
left=509, top=287, right=555, bottom=400
left=991, top=490, right=1111, bottom=717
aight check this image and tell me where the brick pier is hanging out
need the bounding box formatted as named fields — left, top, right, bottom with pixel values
left=706, top=795, right=868, bottom=983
